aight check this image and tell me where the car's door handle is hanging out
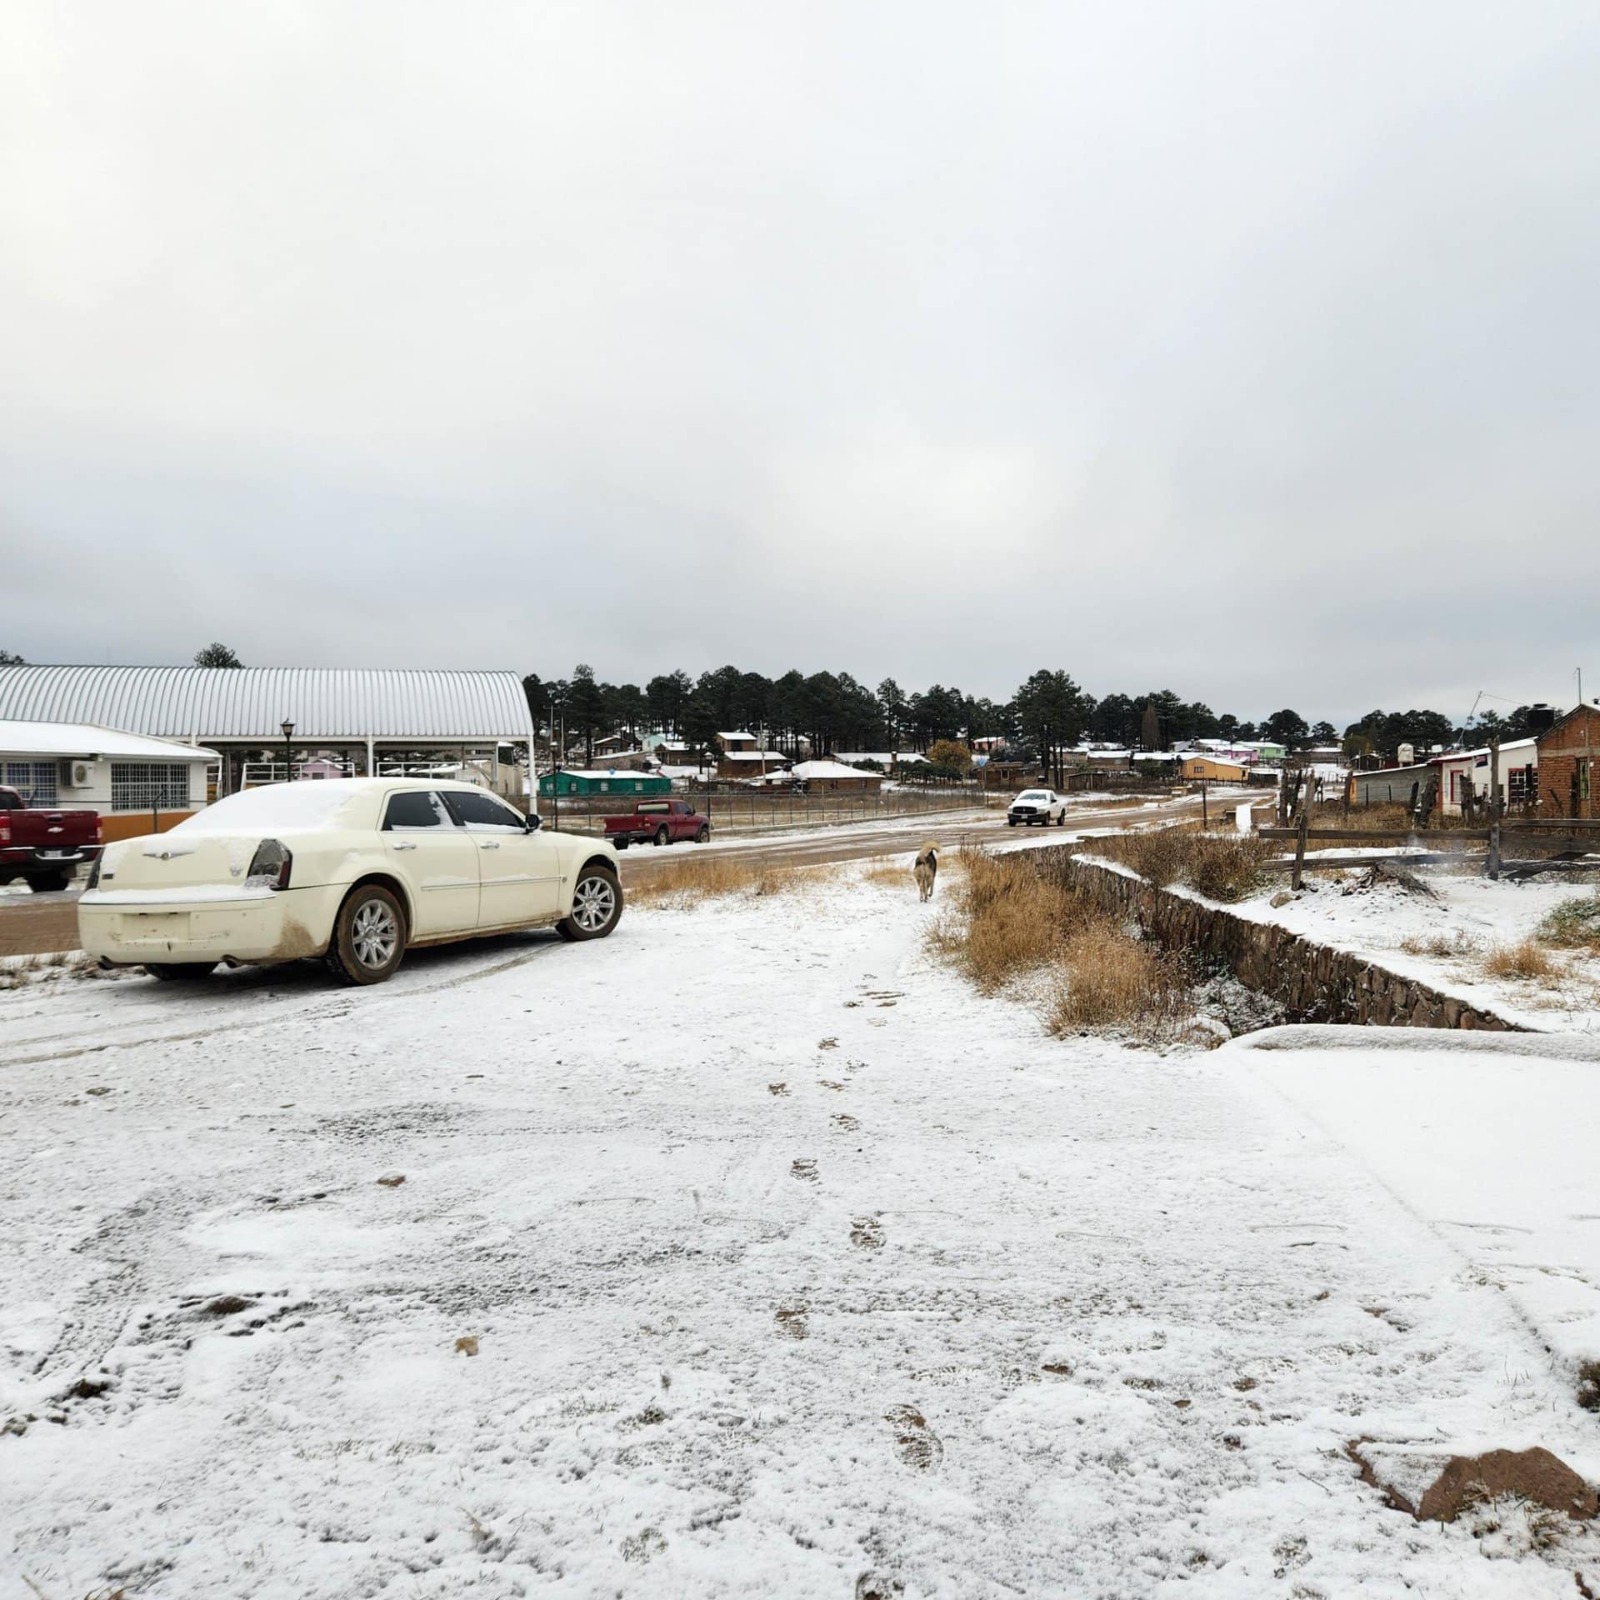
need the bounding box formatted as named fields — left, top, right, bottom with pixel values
left=392, top=840, right=417, bottom=851
left=479, top=841, right=500, bottom=850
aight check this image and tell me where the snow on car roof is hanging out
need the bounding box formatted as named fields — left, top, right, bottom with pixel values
left=176, top=777, right=485, bottom=833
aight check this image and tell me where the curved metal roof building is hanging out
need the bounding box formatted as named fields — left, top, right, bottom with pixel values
left=0, top=666, right=532, bottom=745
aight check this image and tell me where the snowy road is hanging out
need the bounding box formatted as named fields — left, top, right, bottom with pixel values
left=4, top=865, right=1597, bottom=1597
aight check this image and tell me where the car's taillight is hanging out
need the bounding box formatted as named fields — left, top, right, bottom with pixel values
left=246, top=838, right=293, bottom=890
left=92, top=816, right=103, bottom=844
left=86, top=856, right=102, bottom=890
left=0, top=817, right=8, bottom=843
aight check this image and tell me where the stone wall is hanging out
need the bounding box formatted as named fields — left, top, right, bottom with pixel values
left=1029, top=846, right=1523, bottom=1032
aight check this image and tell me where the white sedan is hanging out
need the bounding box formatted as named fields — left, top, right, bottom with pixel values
left=79, top=778, right=623, bottom=985
left=1007, top=788, right=1068, bottom=826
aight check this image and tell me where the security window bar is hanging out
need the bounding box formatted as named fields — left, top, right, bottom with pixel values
left=3, top=761, right=58, bottom=806
left=110, top=763, right=191, bottom=812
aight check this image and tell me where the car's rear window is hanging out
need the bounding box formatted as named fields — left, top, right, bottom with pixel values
left=0, top=787, right=23, bottom=811
left=177, top=784, right=372, bottom=833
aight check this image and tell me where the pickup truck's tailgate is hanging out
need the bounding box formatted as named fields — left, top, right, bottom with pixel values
left=3, top=809, right=101, bottom=849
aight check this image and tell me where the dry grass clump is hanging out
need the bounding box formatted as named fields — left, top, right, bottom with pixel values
left=1536, top=892, right=1600, bottom=953
left=1093, top=826, right=1270, bottom=902
left=626, top=855, right=813, bottom=907
left=931, top=845, right=1189, bottom=1041
left=928, top=846, right=1089, bottom=992
left=1399, top=930, right=1480, bottom=959
left=1046, top=924, right=1186, bottom=1035
left=861, top=860, right=913, bottom=889
left=1483, top=939, right=1557, bottom=981
left=0, top=950, right=100, bottom=990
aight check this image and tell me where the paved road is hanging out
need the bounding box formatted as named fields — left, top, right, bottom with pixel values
left=0, top=795, right=1203, bottom=958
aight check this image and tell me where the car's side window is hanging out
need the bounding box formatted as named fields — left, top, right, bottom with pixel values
left=383, top=790, right=454, bottom=831
left=441, top=790, right=526, bottom=834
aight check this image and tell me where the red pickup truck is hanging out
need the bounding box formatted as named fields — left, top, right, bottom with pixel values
left=0, top=786, right=104, bottom=892
left=603, top=798, right=711, bottom=849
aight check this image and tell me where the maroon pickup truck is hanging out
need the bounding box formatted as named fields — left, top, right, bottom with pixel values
left=603, top=798, right=711, bottom=849
left=0, top=786, right=103, bottom=892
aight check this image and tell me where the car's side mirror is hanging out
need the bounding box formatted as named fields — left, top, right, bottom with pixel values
left=688, top=806, right=697, bottom=816
left=526, top=812, right=543, bottom=832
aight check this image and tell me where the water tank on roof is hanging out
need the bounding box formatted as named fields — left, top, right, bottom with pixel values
left=1396, top=743, right=1415, bottom=767
left=1527, top=704, right=1556, bottom=734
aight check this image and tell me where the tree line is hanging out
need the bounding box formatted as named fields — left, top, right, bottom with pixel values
left=523, top=663, right=1380, bottom=767
left=0, top=645, right=1548, bottom=768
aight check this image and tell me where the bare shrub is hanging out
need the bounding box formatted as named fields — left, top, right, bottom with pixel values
left=1483, top=939, right=1556, bottom=981
left=861, top=861, right=911, bottom=889
left=1537, top=891, right=1600, bottom=953
left=1091, top=826, right=1268, bottom=902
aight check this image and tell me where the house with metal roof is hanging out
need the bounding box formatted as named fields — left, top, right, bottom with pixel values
left=0, top=720, right=220, bottom=840
left=0, top=666, right=533, bottom=800
left=537, top=769, right=672, bottom=798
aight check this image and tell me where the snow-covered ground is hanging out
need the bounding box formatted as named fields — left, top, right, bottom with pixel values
left=1183, top=863, right=1600, bottom=1031
left=4, top=862, right=1599, bottom=1597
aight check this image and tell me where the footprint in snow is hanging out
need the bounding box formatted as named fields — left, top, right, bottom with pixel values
left=884, top=1404, right=943, bottom=1470
left=791, top=1158, right=819, bottom=1183
left=851, top=1216, right=885, bottom=1249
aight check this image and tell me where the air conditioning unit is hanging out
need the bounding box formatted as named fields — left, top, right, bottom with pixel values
left=68, top=760, right=95, bottom=789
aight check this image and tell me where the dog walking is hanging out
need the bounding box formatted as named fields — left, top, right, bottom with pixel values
left=913, top=841, right=940, bottom=902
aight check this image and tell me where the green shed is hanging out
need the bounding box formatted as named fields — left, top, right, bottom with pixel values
left=538, top=768, right=672, bottom=798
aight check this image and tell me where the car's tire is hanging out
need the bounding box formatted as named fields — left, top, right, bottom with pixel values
left=146, top=961, right=218, bottom=981
left=326, top=884, right=407, bottom=985
left=26, top=870, right=70, bottom=893
left=696, top=825, right=710, bottom=843
left=1056, top=811, right=1066, bottom=826
left=614, top=837, right=630, bottom=849
left=557, top=863, right=623, bottom=942
left=1007, top=818, right=1017, bottom=827
left=653, top=826, right=670, bottom=847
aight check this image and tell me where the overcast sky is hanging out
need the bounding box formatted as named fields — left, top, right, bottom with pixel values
left=3, top=1, right=1597, bottom=726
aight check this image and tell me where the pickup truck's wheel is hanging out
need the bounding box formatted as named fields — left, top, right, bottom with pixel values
left=558, top=863, right=622, bottom=942
left=146, top=961, right=218, bottom=981
left=326, top=884, right=406, bottom=985
left=26, top=869, right=70, bottom=893
left=1056, top=811, right=1067, bottom=826
left=695, top=825, right=710, bottom=843
left=653, top=825, right=669, bottom=847
left=613, top=837, right=629, bottom=849
left=1007, top=818, right=1018, bottom=827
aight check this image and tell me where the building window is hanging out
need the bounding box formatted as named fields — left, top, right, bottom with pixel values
left=110, top=763, right=191, bottom=812
left=3, top=761, right=58, bottom=806
left=1508, top=766, right=1532, bottom=804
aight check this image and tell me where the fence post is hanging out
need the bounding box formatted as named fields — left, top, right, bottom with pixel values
left=1487, top=819, right=1501, bottom=881
left=1291, top=797, right=1309, bottom=891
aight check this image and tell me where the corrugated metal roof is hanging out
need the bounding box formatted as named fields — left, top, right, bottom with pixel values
left=0, top=667, right=532, bottom=743
left=0, top=720, right=219, bottom=761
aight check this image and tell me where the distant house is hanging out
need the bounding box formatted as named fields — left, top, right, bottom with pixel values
left=716, top=749, right=790, bottom=780
left=1353, top=736, right=1538, bottom=816
left=834, top=751, right=931, bottom=770
left=538, top=768, right=672, bottom=798
left=1536, top=707, right=1600, bottom=818
left=790, top=760, right=884, bottom=794
left=717, top=730, right=758, bottom=753
left=1179, top=756, right=1248, bottom=782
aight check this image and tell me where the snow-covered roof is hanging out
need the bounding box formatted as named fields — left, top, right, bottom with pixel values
left=790, top=760, right=885, bottom=781
left=546, top=768, right=667, bottom=781
left=834, top=751, right=931, bottom=765
left=0, top=666, right=530, bottom=742
left=719, top=750, right=789, bottom=762
left=1435, top=737, right=1539, bottom=765
left=0, top=719, right=218, bottom=762
left=717, top=730, right=754, bottom=741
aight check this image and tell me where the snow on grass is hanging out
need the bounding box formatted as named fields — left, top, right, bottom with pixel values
left=2, top=871, right=1599, bottom=1595
left=1127, top=857, right=1600, bottom=1032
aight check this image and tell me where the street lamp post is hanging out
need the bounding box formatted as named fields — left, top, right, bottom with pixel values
left=281, top=719, right=295, bottom=784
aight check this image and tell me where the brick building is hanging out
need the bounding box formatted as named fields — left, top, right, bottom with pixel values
left=1536, top=705, right=1600, bottom=818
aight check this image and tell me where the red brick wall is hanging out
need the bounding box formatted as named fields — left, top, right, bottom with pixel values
left=1536, top=706, right=1600, bottom=818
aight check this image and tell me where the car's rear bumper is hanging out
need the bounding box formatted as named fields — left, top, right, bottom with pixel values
left=78, top=886, right=341, bottom=965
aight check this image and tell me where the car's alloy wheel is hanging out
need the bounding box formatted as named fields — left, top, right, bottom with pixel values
left=352, top=898, right=399, bottom=968
left=327, top=884, right=407, bottom=984
left=654, top=826, right=670, bottom=847
left=558, top=866, right=623, bottom=942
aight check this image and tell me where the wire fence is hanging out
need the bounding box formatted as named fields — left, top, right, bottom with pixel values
left=541, top=786, right=1002, bottom=836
